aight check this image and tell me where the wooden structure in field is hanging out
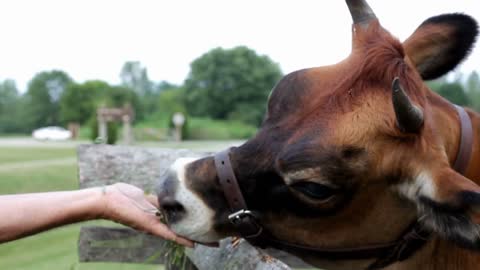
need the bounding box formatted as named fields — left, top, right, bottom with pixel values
left=96, top=104, right=134, bottom=145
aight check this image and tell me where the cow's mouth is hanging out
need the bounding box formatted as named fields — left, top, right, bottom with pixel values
left=158, top=201, right=220, bottom=247
left=157, top=157, right=223, bottom=246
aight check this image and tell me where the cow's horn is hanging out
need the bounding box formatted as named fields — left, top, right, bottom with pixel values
left=392, top=77, right=424, bottom=133
left=345, top=0, right=377, bottom=27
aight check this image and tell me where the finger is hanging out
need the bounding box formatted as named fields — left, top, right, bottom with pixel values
left=145, top=194, right=159, bottom=208
left=140, top=216, right=194, bottom=248
left=174, top=236, right=195, bottom=248
left=157, top=229, right=194, bottom=248
left=106, top=189, right=193, bottom=247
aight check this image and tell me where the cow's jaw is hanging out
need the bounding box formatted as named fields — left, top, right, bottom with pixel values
left=160, top=158, right=220, bottom=243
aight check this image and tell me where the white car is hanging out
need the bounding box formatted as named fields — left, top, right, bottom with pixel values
left=32, top=126, right=72, bottom=141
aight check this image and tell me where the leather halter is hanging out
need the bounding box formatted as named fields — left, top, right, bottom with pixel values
left=213, top=105, right=473, bottom=270
left=453, top=105, right=473, bottom=175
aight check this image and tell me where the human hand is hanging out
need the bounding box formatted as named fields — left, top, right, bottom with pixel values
left=100, top=183, right=194, bottom=248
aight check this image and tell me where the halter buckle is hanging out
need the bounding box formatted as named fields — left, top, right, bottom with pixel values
left=228, top=209, right=263, bottom=238
left=228, top=209, right=254, bottom=223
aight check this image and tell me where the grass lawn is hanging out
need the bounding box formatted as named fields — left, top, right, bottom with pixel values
left=0, top=147, right=76, bottom=165
left=135, top=116, right=257, bottom=140
left=0, top=163, right=78, bottom=194
left=0, top=143, right=314, bottom=270
left=0, top=146, right=160, bottom=270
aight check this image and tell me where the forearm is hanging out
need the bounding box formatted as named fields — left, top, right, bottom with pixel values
left=0, top=188, right=104, bottom=243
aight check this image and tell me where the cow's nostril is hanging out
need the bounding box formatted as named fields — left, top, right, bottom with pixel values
left=159, top=198, right=186, bottom=224
left=162, top=200, right=185, bottom=213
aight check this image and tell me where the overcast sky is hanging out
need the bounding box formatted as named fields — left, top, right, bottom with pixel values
left=1, top=0, right=479, bottom=93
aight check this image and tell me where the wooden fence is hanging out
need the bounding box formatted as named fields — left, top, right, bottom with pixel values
left=77, top=144, right=310, bottom=269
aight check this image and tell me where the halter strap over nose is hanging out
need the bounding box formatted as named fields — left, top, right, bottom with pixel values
left=214, top=149, right=263, bottom=239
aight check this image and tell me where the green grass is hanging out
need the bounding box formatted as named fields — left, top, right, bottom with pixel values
left=0, top=147, right=76, bottom=165
left=0, top=223, right=161, bottom=270
left=136, top=115, right=258, bottom=140
left=0, top=147, right=159, bottom=270
left=186, top=117, right=257, bottom=140
left=0, top=134, right=29, bottom=138
left=77, top=114, right=258, bottom=142
left=0, top=164, right=77, bottom=194
left=0, top=144, right=315, bottom=270
left=0, top=224, right=81, bottom=270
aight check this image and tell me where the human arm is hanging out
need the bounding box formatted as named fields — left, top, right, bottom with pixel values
left=0, top=183, right=193, bottom=247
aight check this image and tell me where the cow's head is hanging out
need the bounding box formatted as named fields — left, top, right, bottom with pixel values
left=157, top=0, right=479, bottom=268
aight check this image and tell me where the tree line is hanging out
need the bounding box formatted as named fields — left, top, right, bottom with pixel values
left=0, top=45, right=478, bottom=136
left=0, top=70, right=142, bottom=134
left=0, top=46, right=283, bottom=135
left=427, top=71, right=480, bottom=109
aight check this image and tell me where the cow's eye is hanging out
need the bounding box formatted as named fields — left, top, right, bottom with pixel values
left=290, top=182, right=336, bottom=201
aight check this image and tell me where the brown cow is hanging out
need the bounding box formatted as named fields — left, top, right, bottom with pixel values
left=157, top=0, right=480, bottom=269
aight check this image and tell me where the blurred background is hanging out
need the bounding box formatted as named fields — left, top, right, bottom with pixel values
left=0, top=0, right=479, bottom=269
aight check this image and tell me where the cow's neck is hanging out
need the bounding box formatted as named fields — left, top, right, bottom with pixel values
left=386, top=236, right=480, bottom=270
left=442, top=104, right=480, bottom=182
left=389, top=104, right=480, bottom=270
left=461, top=109, right=480, bottom=182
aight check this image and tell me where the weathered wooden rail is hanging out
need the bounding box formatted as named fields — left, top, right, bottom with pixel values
left=77, top=144, right=310, bottom=269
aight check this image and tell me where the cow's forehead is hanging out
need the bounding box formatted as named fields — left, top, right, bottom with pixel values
left=266, top=69, right=310, bottom=121
left=265, top=25, right=419, bottom=128
left=266, top=64, right=351, bottom=124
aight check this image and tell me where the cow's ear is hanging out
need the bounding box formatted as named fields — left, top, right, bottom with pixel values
left=403, top=14, right=478, bottom=80
left=403, top=168, right=480, bottom=249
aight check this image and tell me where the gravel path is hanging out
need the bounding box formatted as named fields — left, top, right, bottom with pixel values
left=0, top=137, right=245, bottom=151
left=0, top=138, right=84, bottom=148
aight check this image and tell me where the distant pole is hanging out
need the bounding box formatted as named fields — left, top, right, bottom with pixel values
left=172, top=112, right=185, bottom=142
left=98, top=115, right=108, bottom=144
left=122, top=114, right=133, bottom=145
left=68, top=122, right=80, bottom=140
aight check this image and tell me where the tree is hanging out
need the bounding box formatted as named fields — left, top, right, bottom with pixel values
left=106, top=85, right=141, bottom=112
left=466, top=71, right=480, bottom=94
left=120, top=61, right=153, bottom=96
left=0, top=80, right=24, bottom=133
left=435, top=82, right=469, bottom=106
left=157, top=87, right=187, bottom=116
left=25, top=70, right=73, bottom=129
left=465, top=71, right=480, bottom=111
left=0, top=79, right=18, bottom=114
left=157, top=81, right=179, bottom=92
left=120, top=61, right=154, bottom=117
left=60, top=80, right=142, bottom=124
left=184, top=46, right=283, bottom=126
left=426, top=76, right=448, bottom=93
left=60, top=80, right=110, bottom=125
